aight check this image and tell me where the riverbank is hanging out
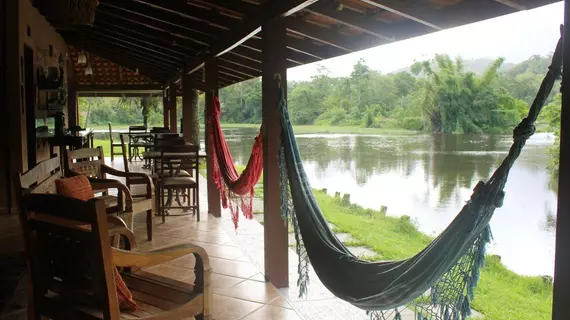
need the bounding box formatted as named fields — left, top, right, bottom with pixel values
left=87, top=123, right=416, bottom=135
left=311, top=190, right=552, bottom=320
left=198, top=163, right=553, bottom=319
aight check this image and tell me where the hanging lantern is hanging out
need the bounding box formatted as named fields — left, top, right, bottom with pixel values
left=36, top=0, right=100, bottom=29
left=77, top=50, right=87, bottom=64
left=85, top=64, right=93, bottom=76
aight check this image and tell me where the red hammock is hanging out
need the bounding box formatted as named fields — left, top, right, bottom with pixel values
left=208, top=96, right=263, bottom=228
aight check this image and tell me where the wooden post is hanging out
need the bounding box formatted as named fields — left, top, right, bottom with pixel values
left=169, top=84, right=178, bottom=133
left=162, top=88, right=169, bottom=128
left=67, top=58, right=78, bottom=128
left=262, top=17, right=288, bottom=289
left=205, top=60, right=221, bottom=218
left=553, top=9, right=570, bottom=319
left=182, top=75, right=199, bottom=145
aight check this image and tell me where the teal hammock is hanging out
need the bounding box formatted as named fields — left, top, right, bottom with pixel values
left=277, top=33, right=562, bottom=319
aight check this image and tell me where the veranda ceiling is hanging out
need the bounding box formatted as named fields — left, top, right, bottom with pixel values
left=41, top=0, right=559, bottom=90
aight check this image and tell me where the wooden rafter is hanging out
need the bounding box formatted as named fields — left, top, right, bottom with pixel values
left=171, top=0, right=320, bottom=82
left=97, top=3, right=212, bottom=47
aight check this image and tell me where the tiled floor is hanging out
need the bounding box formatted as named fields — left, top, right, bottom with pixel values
left=0, top=157, right=413, bottom=319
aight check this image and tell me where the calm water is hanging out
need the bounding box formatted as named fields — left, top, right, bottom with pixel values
left=219, top=128, right=558, bottom=277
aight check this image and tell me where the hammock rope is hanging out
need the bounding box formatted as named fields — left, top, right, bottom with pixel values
left=208, top=96, right=264, bottom=228
left=277, top=31, right=562, bottom=320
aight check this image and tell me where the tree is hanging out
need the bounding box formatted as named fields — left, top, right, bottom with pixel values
left=118, top=96, right=161, bottom=127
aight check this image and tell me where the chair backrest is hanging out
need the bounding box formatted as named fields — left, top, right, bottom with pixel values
left=108, top=122, right=113, bottom=143
left=18, top=156, right=62, bottom=195
left=159, top=144, right=200, bottom=177
left=66, top=147, right=106, bottom=179
left=119, top=134, right=130, bottom=173
left=19, top=193, right=120, bottom=319
left=151, top=127, right=170, bottom=133
left=128, top=125, right=147, bottom=133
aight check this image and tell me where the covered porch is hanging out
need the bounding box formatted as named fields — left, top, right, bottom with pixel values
left=1, top=0, right=570, bottom=319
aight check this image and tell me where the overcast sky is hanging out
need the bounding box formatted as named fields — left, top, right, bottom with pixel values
left=287, top=2, right=563, bottom=81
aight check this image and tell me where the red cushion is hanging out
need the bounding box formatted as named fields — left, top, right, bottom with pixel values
left=56, top=175, right=137, bottom=310
left=113, top=267, right=138, bottom=310
left=55, top=175, right=94, bottom=201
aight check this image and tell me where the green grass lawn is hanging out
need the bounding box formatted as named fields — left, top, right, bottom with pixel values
left=88, top=123, right=414, bottom=135
left=309, top=190, right=554, bottom=320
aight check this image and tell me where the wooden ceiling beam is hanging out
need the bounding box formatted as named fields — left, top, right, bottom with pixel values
left=97, top=3, right=212, bottom=47
left=169, top=0, right=319, bottom=82
left=133, top=0, right=240, bottom=30
left=84, top=34, right=183, bottom=68
left=95, top=16, right=201, bottom=54
left=64, top=35, right=174, bottom=79
left=86, top=29, right=187, bottom=62
left=219, top=54, right=262, bottom=73
left=93, top=24, right=194, bottom=58
left=218, top=62, right=260, bottom=79
left=78, top=41, right=179, bottom=76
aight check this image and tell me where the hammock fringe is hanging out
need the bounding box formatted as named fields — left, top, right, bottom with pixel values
left=209, top=96, right=264, bottom=228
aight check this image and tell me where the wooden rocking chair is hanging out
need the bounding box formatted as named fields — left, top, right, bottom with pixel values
left=19, top=193, right=212, bottom=320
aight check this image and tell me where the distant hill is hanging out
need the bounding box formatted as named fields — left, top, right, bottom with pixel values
left=392, top=57, right=515, bottom=75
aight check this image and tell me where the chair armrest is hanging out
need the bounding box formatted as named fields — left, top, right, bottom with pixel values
left=112, top=243, right=211, bottom=270
left=89, top=178, right=133, bottom=212
left=100, top=164, right=154, bottom=195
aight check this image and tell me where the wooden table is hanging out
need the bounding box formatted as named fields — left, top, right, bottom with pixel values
left=142, top=151, right=207, bottom=160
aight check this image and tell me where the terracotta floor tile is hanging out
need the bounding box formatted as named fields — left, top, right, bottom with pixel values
left=209, top=257, right=260, bottom=279
left=215, top=279, right=281, bottom=304
left=268, top=296, right=293, bottom=309
left=240, top=305, right=302, bottom=320
left=190, top=241, right=244, bottom=260
left=247, top=273, right=266, bottom=283
left=211, top=294, right=263, bottom=320
left=134, top=235, right=183, bottom=251
left=143, top=263, right=196, bottom=282
left=210, top=273, right=246, bottom=289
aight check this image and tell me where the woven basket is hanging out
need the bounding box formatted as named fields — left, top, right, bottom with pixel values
left=38, top=0, right=99, bottom=29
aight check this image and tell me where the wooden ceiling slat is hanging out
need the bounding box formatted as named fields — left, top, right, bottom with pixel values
left=81, top=44, right=177, bottom=77
left=97, top=3, right=211, bottom=47
left=86, top=30, right=187, bottom=62
left=174, top=0, right=319, bottom=81
left=93, top=25, right=193, bottom=58
left=134, top=0, right=242, bottom=30
left=95, top=16, right=201, bottom=54
left=218, top=62, right=260, bottom=79
left=84, top=35, right=183, bottom=68
left=220, top=54, right=262, bottom=73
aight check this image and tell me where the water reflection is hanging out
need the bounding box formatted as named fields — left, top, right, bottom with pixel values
left=217, top=128, right=556, bottom=277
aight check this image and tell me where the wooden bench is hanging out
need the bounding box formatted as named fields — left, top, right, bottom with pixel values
left=19, top=193, right=212, bottom=319
left=17, top=156, right=136, bottom=247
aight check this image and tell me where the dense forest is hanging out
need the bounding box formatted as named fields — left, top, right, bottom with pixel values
left=78, top=54, right=559, bottom=134
left=218, top=54, right=558, bottom=133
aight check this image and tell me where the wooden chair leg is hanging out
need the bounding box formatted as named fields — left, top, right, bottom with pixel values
left=110, top=145, right=114, bottom=162
left=196, top=188, right=200, bottom=222
left=161, top=187, right=166, bottom=224
left=146, top=209, right=153, bottom=241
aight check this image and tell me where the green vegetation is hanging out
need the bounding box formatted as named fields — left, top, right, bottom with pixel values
left=218, top=55, right=557, bottom=134
left=312, top=190, right=553, bottom=319
left=79, top=55, right=557, bottom=136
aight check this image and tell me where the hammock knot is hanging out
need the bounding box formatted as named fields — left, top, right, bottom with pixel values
left=513, top=117, right=535, bottom=141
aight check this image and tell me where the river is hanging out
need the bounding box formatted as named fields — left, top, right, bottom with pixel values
left=218, top=128, right=557, bottom=277
left=95, top=128, right=557, bottom=276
